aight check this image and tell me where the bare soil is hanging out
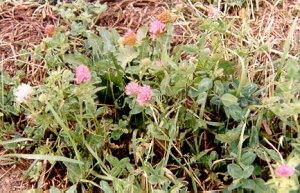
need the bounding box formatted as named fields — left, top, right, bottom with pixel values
left=0, top=164, right=31, bottom=193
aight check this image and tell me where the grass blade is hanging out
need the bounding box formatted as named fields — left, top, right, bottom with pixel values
left=1, top=154, right=83, bottom=165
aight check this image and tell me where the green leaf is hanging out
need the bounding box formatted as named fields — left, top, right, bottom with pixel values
left=198, top=32, right=207, bottom=50
left=214, top=80, right=225, bottom=96
left=170, top=77, right=186, bottom=95
left=219, top=60, right=236, bottom=75
left=89, top=2, right=107, bottom=14
left=149, top=175, right=159, bottom=184
left=170, top=182, right=185, bottom=193
left=282, top=18, right=297, bottom=61
left=129, top=103, right=144, bottom=115
left=188, top=86, right=199, bottom=98
left=190, top=150, right=210, bottom=164
left=215, top=128, right=241, bottom=144
left=183, top=44, right=199, bottom=53
left=199, top=48, right=211, bottom=62
left=0, top=138, right=33, bottom=145
left=227, top=105, right=243, bottom=121
left=249, top=126, right=259, bottom=147
left=153, top=190, right=167, bottom=193
left=241, top=84, right=258, bottom=97
left=241, top=179, right=256, bottom=190
left=160, top=71, right=171, bottom=95
left=48, top=33, right=68, bottom=50
left=110, top=157, right=130, bottom=177
left=198, top=78, right=213, bottom=93
left=70, top=22, right=86, bottom=36
left=264, top=148, right=282, bottom=162
left=243, top=165, right=254, bottom=178
left=65, top=162, right=81, bottom=183
left=87, top=33, right=103, bottom=60
left=196, top=92, right=207, bottom=104
left=117, top=46, right=139, bottom=69
left=221, top=93, right=238, bottom=107
left=136, top=25, right=148, bottom=42
left=100, top=181, right=114, bottom=193
left=49, top=186, right=61, bottom=193
left=22, top=189, right=43, bottom=193
left=83, top=140, right=110, bottom=176
left=64, top=54, right=92, bottom=66
left=227, top=179, right=242, bottom=191
left=253, top=178, right=268, bottom=192
left=286, top=58, right=300, bottom=79
left=66, top=185, right=77, bottom=193
left=98, top=27, right=116, bottom=54
left=241, top=151, right=256, bottom=165
left=227, top=163, right=243, bottom=179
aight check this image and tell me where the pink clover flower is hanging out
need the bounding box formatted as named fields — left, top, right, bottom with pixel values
left=149, top=19, right=165, bottom=38
left=137, top=85, right=153, bottom=106
left=275, top=164, right=295, bottom=177
left=75, top=65, right=91, bottom=84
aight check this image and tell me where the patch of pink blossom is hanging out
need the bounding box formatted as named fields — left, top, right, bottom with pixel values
left=125, top=82, right=140, bottom=97
left=155, top=60, right=163, bottom=67
left=75, top=65, right=91, bottom=84
left=45, top=24, right=56, bottom=37
left=15, top=83, right=33, bottom=103
left=149, top=19, right=166, bottom=38
left=275, top=164, right=295, bottom=177
left=121, top=29, right=137, bottom=46
left=125, top=82, right=153, bottom=105
left=137, top=85, right=153, bottom=106
left=208, top=6, right=220, bottom=18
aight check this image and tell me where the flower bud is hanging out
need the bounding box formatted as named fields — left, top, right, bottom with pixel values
left=158, top=10, right=174, bottom=24
left=121, top=30, right=137, bottom=46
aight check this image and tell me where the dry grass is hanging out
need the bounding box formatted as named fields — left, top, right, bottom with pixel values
left=98, top=0, right=170, bottom=31
left=0, top=2, right=57, bottom=84
left=0, top=148, right=32, bottom=192
left=174, top=0, right=299, bottom=98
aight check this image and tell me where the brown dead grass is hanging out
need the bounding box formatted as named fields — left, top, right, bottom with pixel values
left=0, top=2, right=57, bottom=85
left=179, top=0, right=299, bottom=89
left=98, top=0, right=170, bottom=31
left=0, top=152, right=32, bottom=193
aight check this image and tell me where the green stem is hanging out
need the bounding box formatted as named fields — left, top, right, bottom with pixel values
left=237, top=109, right=250, bottom=164
left=46, top=102, right=84, bottom=173
left=79, top=98, right=83, bottom=124
left=227, top=49, right=247, bottom=97
left=155, top=139, right=200, bottom=192
left=237, top=122, right=246, bottom=164
left=0, top=62, right=4, bottom=127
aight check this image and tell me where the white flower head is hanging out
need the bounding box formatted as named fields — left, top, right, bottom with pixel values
left=38, top=94, right=47, bottom=103
left=15, top=83, right=33, bottom=103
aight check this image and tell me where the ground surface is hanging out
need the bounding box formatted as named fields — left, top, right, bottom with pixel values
left=0, top=164, right=31, bottom=193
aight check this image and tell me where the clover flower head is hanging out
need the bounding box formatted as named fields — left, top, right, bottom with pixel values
left=38, top=94, right=47, bottom=103
left=155, top=60, right=163, bottom=67
left=275, top=164, right=295, bottom=177
left=149, top=19, right=165, bottom=38
left=45, top=24, right=56, bottom=37
left=208, top=6, right=220, bottom=18
left=125, top=82, right=140, bottom=97
left=121, top=29, right=137, bottom=46
left=158, top=10, right=174, bottom=24
left=137, top=85, right=153, bottom=106
left=15, top=83, right=33, bottom=103
left=75, top=65, right=91, bottom=84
